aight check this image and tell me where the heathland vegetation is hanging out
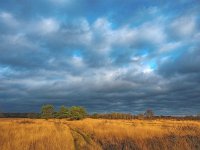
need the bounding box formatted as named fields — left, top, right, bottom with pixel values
left=0, top=118, right=200, bottom=150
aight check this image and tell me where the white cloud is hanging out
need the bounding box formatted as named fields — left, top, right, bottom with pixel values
left=159, top=42, right=182, bottom=52
left=89, top=17, right=166, bottom=56
left=138, top=23, right=166, bottom=44
left=0, top=12, right=19, bottom=27
left=143, top=67, right=153, bottom=74
left=170, top=16, right=196, bottom=37
left=112, top=26, right=137, bottom=46
left=70, top=55, right=85, bottom=68
left=36, top=18, right=60, bottom=34
left=1, top=33, right=39, bottom=51
left=93, top=18, right=112, bottom=31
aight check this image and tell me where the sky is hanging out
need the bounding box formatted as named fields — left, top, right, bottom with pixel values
left=0, top=0, right=200, bottom=115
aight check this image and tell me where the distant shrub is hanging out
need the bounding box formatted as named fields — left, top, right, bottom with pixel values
left=90, top=113, right=136, bottom=119
left=0, top=109, right=4, bottom=118
left=137, top=113, right=144, bottom=119
left=0, top=113, right=4, bottom=118
left=41, top=104, right=54, bottom=119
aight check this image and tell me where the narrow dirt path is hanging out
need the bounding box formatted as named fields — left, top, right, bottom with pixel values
left=66, top=123, right=102, bottom=150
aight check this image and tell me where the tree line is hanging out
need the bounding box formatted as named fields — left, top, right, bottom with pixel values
left=90, top=109, right=154, bottom=119
left=40, top=105, right=155, bottom=120
left=1, top=106, right=200, bottom=120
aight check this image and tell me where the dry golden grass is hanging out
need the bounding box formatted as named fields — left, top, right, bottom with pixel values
left=0, top=119, right=74, bottom=150
left=0, top=118, right=200, bottom=150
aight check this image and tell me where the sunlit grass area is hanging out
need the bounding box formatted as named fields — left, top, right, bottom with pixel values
left=0, top=118, right=200, bottom=150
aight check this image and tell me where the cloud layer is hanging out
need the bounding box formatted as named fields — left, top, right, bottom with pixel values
left=0, top=0, right=200, bottom=115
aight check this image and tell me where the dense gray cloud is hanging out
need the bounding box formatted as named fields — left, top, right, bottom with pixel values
left=158, top=48, right=200, bottom=76
left=0, top=0, right=200, bottom=115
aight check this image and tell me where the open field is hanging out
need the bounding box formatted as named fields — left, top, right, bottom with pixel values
left=0, top=118, right=200, bottom=150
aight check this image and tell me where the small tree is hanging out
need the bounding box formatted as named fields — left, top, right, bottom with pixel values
left=70, top=106, right=87, bottom=120
left=41, top=104, right=54, bottom=119
left=144, top=109, right=154, bottom=119
left=57, top=105, right=70, bottom=119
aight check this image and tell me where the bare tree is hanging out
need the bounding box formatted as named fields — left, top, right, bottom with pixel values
left=144, top=109, right=154, bottom=119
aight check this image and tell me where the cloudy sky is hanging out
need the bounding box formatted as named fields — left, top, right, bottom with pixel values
left=0, top=0, right=200, bottom=115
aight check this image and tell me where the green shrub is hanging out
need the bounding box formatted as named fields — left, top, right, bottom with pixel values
left=41, top=104, right=54, bottom=119
left=57, top=105, right=70, bottom=119
left=69, top=106, right=87, bottom=120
